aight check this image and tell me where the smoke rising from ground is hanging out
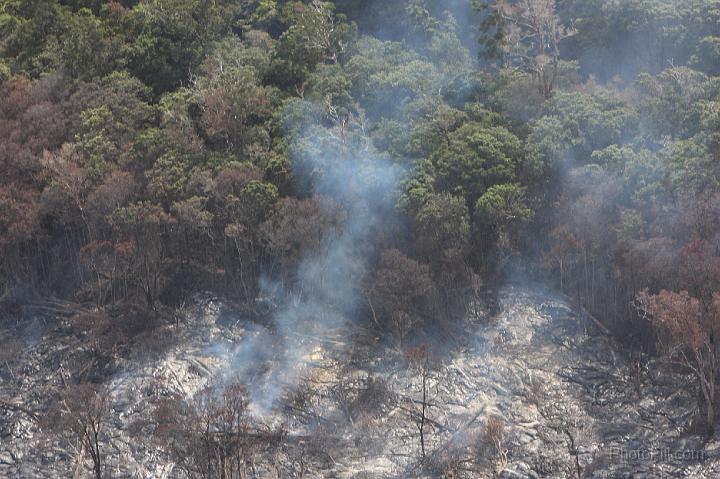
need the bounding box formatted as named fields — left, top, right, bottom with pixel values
left=219, top=101, right=402, bottom=416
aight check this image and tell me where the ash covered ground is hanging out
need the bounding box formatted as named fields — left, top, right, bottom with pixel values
left=1, top=285, right=718, bottom=478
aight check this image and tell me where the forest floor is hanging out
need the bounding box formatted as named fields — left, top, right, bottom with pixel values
left=1, top=285, right=719, bottom=478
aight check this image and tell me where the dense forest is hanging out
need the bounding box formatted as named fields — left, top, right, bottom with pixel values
left=2, top=0, right=720, bottom=476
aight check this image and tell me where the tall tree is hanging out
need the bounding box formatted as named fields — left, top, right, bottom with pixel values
left=636, top=289, right=720, bottom=435
left=370, top=249, right=435, bottom=346
left=476, top=0, right=575, bottom=98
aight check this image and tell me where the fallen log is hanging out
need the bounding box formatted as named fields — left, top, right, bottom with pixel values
left=0, top=398, right=38, bottom=421
left=558, top=293, right=612, bottom=337
left=579, top=304, right=612, bottom=337
left=204, top=429, right=353, bottom=449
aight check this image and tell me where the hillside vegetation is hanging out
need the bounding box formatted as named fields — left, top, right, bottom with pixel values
left=2, top=0, right=720, bottom=476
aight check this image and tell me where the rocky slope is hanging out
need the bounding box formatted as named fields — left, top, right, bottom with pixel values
left=1, top=285, right=718, bottom=478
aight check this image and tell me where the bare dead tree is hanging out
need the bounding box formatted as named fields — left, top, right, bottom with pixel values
left=405, top=343, right=436, bottom=459
left=46, top=384, right=110, bottom=479
left=152, top=380, right=286, bottom=479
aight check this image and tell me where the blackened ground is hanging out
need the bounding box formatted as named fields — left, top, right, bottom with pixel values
left=1, top=285, right=718, bottom=478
